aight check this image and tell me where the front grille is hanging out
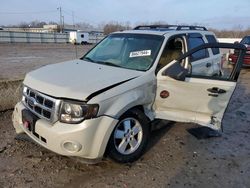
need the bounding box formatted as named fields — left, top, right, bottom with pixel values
left=22, top=86, right=61, bottom=123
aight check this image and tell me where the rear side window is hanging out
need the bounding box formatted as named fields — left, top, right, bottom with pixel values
left=241, top=36, right=250, bottom=45
left=188, top=37, right=209, bottom=61
left=205, top=35, right=220, bottom=55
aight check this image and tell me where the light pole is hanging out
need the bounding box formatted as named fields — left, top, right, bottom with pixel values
left=57, top=7, right=62, bottom=33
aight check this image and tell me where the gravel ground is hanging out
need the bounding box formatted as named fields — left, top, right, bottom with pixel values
left=0, top=44, right=250, bottom=188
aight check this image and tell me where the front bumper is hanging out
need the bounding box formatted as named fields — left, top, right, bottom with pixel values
left=12, top=102, right=118, bottom=160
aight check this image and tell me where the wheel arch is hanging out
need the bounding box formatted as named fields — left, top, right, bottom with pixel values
left=104, top=106, right=151, bottom=162
left=103, top=105, right=149, bottom=153
left=119, top=105, right=152, bottom=127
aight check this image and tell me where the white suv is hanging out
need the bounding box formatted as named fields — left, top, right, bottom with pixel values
left=12, top=25, right=246, bottom=163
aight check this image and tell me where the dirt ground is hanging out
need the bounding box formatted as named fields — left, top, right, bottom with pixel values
left=0, top=43, right=93, bottom=80
left=0, top=44, right=250, bottom=188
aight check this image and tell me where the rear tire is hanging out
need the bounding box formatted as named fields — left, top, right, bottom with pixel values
left=107, top=109, right=150, bottom=163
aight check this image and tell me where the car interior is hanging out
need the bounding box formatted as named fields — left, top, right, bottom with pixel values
left=156, top=37, right=185, bottom=72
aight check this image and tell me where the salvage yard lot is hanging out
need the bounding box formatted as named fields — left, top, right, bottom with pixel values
left=0, top=43, right=250, bottom=187
left=0, top=43, right=93, bottom=80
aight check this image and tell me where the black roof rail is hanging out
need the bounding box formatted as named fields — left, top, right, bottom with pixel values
left=133, top=25, right=207, bottom=31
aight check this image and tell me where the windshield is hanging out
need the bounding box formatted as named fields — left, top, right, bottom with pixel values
left=82, top=33, right=164, bottom=71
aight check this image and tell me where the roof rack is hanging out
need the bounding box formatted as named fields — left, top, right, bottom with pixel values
left=133, top=25, right=207, bottom=31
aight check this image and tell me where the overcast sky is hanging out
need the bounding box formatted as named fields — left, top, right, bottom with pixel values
left=0, top=0, right=250, bottom=30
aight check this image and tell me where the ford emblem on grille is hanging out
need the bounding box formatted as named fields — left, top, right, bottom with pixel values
left=28, top=97, right=36, bottom=107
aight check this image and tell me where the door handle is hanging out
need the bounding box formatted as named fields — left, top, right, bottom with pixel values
left=207, top=87, right=226, bottom=94
left=206, top=62, right=212, bottom=68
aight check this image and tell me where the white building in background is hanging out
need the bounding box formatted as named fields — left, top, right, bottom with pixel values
left=2, top=25, right=59, bottom=33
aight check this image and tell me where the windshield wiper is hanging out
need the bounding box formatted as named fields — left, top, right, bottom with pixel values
left=82, top=57, right=95, bottom=63
left=82, top=58, right=121, bottom=68
left=97, top=61, right=121, bottom=68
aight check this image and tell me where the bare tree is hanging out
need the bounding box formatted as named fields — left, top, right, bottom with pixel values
left=210, top=25, right=250, bottom=38
left=75, top=22, right=94, bottom=31
left=18, top=22, right=29, bottom=29
left=103, top=21, right=132, bottom=35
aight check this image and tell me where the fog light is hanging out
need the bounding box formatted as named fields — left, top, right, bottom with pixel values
left=62, top=141, right=82, bottom=153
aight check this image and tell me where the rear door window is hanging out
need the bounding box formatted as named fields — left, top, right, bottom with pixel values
left=205, top=35, right=220, bottom=55
left=188, top=35, right=209, bottom=61
left=241, top=36, right=250, bottom=45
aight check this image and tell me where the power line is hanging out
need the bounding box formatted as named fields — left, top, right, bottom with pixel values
left=61, top=8, right=90, bottom=24
left=0, top=10, right=57, bottom=14
left=62, top=9, right=71, bottom=15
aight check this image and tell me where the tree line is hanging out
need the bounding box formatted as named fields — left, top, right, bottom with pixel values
left=1, top=20, right=250, bottom=38
left=210, top=28, right=250, bottom=38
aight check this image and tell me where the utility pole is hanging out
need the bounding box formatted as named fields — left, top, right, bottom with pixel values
left=72, top=11, right=75, bottom=28
left=57, top=7, right=62, bottom=33
left=62, top=16, right=64, bottom=33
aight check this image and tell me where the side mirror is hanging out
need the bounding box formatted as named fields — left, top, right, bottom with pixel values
left=234, top=41, right=239, bottom=44
left=162, top=61, right=188, bottom=81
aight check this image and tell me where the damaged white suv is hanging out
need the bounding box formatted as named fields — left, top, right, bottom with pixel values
left=12, top=25, right=246, bottom=163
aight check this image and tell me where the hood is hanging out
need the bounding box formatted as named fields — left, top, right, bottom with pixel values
left=24, top=60, right=142, bottom=101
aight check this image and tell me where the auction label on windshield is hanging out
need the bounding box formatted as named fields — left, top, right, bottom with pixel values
left=129, top=50, right=151, bottom=58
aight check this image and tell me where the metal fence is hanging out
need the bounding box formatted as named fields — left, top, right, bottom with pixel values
left=0, top=31, right=69, bottom=43
left=89, top=35, right=104, bottom=44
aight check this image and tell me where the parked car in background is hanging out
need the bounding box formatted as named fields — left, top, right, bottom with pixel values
left=228, top=35, right=250, bottom=66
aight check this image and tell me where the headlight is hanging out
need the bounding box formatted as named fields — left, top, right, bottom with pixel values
left=59, top=101, right=99, bottom=124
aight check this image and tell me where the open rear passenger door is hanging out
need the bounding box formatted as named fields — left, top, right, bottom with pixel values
left=154, top=43, right=246, bottom=131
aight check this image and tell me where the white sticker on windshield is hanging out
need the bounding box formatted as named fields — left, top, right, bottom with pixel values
left=129, top=50, right=151, bottom=58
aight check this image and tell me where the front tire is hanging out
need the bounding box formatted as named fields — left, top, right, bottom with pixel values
left=107, top=109, right=150, bottom=163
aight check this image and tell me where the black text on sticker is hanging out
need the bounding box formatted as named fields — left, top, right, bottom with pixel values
left=129, top=50, right=151, bottom=58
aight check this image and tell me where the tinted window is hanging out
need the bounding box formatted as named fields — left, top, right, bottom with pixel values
left=205, top=35, right=220, bottom=55
left=241, top=36, right=250, bottom=45
left=188, top=37, right=208, bottom=61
